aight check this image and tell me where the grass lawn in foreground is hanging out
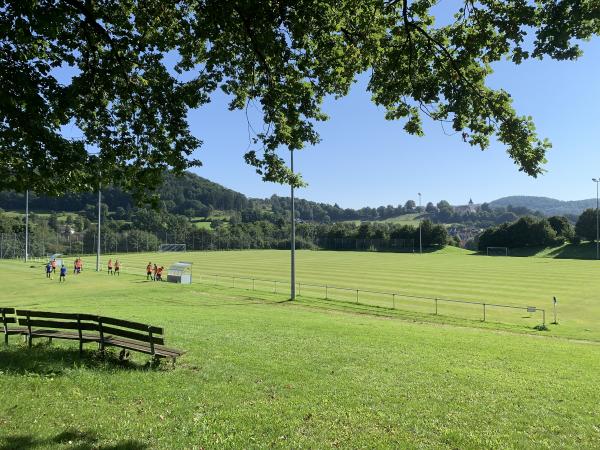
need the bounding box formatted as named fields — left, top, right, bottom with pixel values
left=0, top=260, right=599, bottom=448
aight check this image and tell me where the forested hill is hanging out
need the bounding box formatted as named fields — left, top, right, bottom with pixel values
left=0, top=171, right=580, bottom=225
left=0, top=172, right=249, bottom=216
left=489, top=196, right=595, bottom=217
left=0, top=171, right=424, bottom=222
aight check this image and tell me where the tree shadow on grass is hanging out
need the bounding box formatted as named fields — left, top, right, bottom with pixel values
left=0, top=343, right=157, bottom=376
left=468, top=247, right=543, bottom=257
left=545, top=242, right=597, bottom=260
left=468, top=242, right=598, bottom=260
left=0, top=428, right=147, bottom=450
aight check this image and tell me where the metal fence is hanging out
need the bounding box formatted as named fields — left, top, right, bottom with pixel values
left=87, top=259, right=546, bottom=328
left=196, top=272, right=546, bottom=327
left=7, top=248, right=546, bottom=328
left=0, top=232, right=416, bottom=258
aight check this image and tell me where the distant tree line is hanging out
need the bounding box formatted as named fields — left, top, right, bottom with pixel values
left=476, top=209, right=599, bottom=251
left=0, top=205, right=451, bottom=257
left=0, top=171, right=543, bottom=229
left=426, top=201, right=543, bottom=227
left=478, top=216, right=572, bottom=250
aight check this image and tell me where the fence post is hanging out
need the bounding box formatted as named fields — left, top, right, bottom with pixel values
left=298, top=283, right=301, bottom=297
left=483, top=303, right=486, bottom=322
left=325, top=285, right=328, bottom=300
left=435, top=298, right=438, bottom=315
left=253, top=279, right=255, bottom=291
left=392, top=293, right=395, bottom=309
left=356, top=289, right=359, bottom=304
left=274, top=280, right=277, bottom=294
left=542, top=309, right=546, bottom=326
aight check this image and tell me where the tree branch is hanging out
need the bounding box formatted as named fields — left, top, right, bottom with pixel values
left=233, top=6, right=272, bottom=79
left=62, top=0, right=114, bottom=45
left=402, top=0, right=414, bottom=88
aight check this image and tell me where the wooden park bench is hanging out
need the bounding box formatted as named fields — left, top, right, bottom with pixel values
left=14, top=310, right=184, bottom=365
left=96, top=316, right=184, bottom=365
left=1, top=307, right=28, bottom=345
left=16, top=310, right=100, bottom=354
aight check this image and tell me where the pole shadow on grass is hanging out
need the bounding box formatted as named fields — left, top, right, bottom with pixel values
left=0, top=429, right=147, bottom=450
left=0, top=343, right=162, bottom=376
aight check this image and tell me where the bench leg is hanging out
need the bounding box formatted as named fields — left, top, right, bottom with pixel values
left=47, top=337, right=52, bottom=345
left=151, top=355, right=161, bottom=368
left=172, top=357, right=176, bottom=368
left=28, top=335, right=32, bottom=349
left=79, top=341, right=83, bottom=357
left=3, top=333, right=7, bottom=346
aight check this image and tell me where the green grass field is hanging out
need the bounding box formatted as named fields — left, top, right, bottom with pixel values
left=1, top=251, right=600, bottom=448
left=60, top=248, right=600, bottom=341
left=342, top=212, right=426, bottom=226
left=190, top=220, right=213, bottom=230
left=381, top=212, right=428, bottom=225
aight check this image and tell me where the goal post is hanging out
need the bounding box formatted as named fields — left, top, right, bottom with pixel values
left=158, top=243, right=187, bottom=252
left=486, top=246, right=509, bottom=256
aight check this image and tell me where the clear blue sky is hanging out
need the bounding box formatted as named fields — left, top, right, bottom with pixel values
left=188, top=40, right=600, bottom=208
left=55, top=25, right=599, bottom=209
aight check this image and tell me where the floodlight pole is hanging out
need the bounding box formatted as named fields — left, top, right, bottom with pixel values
left=25, top=190, right=29, bottom=262
left=594, top=179, right=600, bottom=260
left=418, top=192, right=422, bottom=255
left=96, top=183, right=101, bottom=271
left=290, top=148, right=296, bottom=300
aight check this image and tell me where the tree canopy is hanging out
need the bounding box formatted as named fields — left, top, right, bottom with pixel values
left=1, top=0, right=598, bottom=199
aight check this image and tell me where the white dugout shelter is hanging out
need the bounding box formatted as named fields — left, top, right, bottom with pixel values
left=167, top=261, right=193, bottom=284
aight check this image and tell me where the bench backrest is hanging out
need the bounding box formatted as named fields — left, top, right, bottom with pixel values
left=16, top=310, right=99, bottom=334
left=98, top=316, right=164, bottom=347
left=1, top=307, right=16, bottom=332
left=14, top=310, right=164, bottom=351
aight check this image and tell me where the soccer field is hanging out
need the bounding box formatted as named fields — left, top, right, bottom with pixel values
left=0, top=257, right=599, bottom=448
left=65, top=248, right=600, bottom=341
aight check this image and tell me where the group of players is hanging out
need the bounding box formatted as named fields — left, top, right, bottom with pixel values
left=45, top=257, right=84, bottom=282
left=45, top=258, right=165, bottom=283
left=106, top=258, right=122, bottom=276
left=146, top=262, right=165, bottom=281
left=45, top=257, right=124, bottom=282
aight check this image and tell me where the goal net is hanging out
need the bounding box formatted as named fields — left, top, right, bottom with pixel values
left=158, top=244, right=187, bottom=252
left=486, top=246, right=509, bottom=256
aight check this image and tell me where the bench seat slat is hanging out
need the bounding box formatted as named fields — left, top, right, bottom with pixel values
left=0, top=307, right=15, bottom=314
left=104, top=337, right=184, bottom=357
left=4, top=327, right=28, bottom=335
left=2, top=317, right=16, bottom=324
left=30, top=329, right=100, bottom=342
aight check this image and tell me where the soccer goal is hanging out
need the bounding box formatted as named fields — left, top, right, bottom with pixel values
left=158, top=243, right=187, bottom=252
left=486, top=246, right=509, bottom=256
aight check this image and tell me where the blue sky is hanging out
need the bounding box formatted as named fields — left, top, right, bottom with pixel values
left=188, top=39, right=600, bottom=208
left=54, top=19, right=599, bottom=209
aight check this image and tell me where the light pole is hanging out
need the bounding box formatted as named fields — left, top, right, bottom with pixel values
left=290, top=149, right=296, bottom=300
left=418, top=192, right=422, bottom=255
left=593, top=179, right=600, bottom=260
left=96, top=182, right=101, bottom=271
left=25, top=190, right=29, bottom=262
